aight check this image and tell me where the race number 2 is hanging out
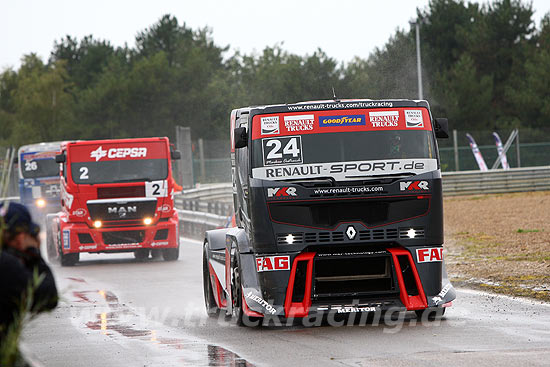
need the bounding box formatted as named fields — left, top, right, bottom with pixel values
left=262, top=136, right=303, bottom=166
left=146, top=180, right=168, bottom=197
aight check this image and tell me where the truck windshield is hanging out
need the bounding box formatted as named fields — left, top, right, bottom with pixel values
left=21, top=157, right=59, bottom=179
left=70, top=159, right=168, bottom=184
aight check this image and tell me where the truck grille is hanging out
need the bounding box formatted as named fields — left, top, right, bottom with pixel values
left=102, top=230, right=145, bottom=245
left=97, top=186, right=145, bottom=199
left=312, top=252, right=397, bottom=300
left=88, top=198, right=157, bottom=222
left=276, top=227, right=424, bottom=245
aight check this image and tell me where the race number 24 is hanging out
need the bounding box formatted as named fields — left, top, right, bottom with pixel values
left=262, top=136, right=303, bottom=166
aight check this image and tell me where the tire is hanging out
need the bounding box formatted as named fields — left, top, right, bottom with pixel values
left=415, top=307, right=446, bottom=321
left=134, top=249, right=150, bottom=260
left=203, top=242, right=220, bottom=317
left=231, top=252, right=246, bottom=326
left=60, top=252, right=79, bottom=267
left=151, top=249, right=163, bottom=259
left=162, top=246, right=179, bottom=261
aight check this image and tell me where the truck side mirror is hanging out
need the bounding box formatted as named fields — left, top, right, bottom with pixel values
left=234, top=127, right=248, bottom=148
left=55, top=153, right=66, bottom=163
left=434, top=118, right=449, bottom=139
left=171, top=150, right=181, bottom=160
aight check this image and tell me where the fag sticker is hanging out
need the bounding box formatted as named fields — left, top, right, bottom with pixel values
left=146, top=180, right=167, bottom=197
left=262, top=136, right=303, bottom=166
left=416, top=248, right=443, bottom=263
left=256, top=255, right=290, bottom=272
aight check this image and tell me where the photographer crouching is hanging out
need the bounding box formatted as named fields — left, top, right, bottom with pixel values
left=0, top=202, right=58, bottom=365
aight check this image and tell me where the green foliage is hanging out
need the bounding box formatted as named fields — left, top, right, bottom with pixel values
left=0, top=2, right=549, bottom=146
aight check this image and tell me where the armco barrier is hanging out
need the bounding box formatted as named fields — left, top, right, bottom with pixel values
left=442, top=166, right=550, bottom=196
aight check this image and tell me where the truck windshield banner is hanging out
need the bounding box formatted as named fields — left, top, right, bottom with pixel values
left=252, top=108, right=432, bottom=140
left=69, top=141, right=168, bottom=163
left=252, top=158, right=438, bottom=181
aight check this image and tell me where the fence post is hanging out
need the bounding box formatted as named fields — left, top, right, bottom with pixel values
left=453, top=129, right=459, bottom=171
left=198, top=138, right=206, bottom=183
left=516, top=130, right=521, bottom=168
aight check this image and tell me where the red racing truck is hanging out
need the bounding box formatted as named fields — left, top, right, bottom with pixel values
left=46, top=137, right=181, bottom=266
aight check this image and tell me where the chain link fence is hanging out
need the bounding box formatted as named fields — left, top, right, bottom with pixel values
left=438, top=128, right=550, bottom=172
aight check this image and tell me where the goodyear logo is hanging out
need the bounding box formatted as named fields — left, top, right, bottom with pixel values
left=319, top=114, right=366, bottom=127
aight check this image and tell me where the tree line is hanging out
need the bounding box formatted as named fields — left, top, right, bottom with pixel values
left=1, top=0, right=549, bottom=147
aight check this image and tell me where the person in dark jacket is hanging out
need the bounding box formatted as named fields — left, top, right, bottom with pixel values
left=0, top=202, right=58, bottom=344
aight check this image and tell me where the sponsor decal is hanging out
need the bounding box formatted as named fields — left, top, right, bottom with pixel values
left=335, top=306, right=378, bottom=313
left=432, top=283, right=452, bottom=305
left=108, top=205, right=137, bottom=218
left=63, top=230, right=70, bottom=249
left=267, top=187, right=297, bottom=198
left=286, top=101, right=393, bottom=111
left=262, top=136, right=303, bottom=166
left=261, top=116, right=280, bottom=135
left=72, top=208, right=87, bottom=217
left=245, top=291, right=276, bottom=315
left=284, top=114, right=314, bottom=132
left=369, top=111, right=399, bottom=128
left=312, top=186, right=384, bottom=195
left=79, top=245, right=97, bottom=251
left=405, top=110, right=424, bottom=128
left=416, top=247, right=443, bottom=263
left=346, top=225, right=357, bottom=240
left=157, top=204, right=172, bottom=212
left=252, top=158, right=438, bottom=181
left=399, top=180, right=429, bottom=191
left=151, top=241, right=169, bottom=247
left=105, top=243, right=141, bottom=249
left=61, top=185, right=74, bottom=209
left=256, top=255, right=290, bottom=272
left=316, top=250, right=387, bottom=257
left=319, top=114, right=366, bottom=127
left=90, top=146, right=147, bottom=161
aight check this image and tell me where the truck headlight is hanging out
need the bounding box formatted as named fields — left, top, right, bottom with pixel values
left=93, top=220, right=102, bottom=228
left=143, top=217, right=153, bottom=225
left=36, top=198, right=46, bottom=208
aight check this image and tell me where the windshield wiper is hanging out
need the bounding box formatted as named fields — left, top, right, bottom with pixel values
left=109, top=178, right=153, bottom=183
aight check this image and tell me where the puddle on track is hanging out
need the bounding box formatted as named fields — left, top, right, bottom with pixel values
left=66, top=278, right=254, bottom=367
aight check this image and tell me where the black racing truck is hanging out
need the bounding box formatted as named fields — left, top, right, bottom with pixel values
left=203, top=99, right=456, bottom=325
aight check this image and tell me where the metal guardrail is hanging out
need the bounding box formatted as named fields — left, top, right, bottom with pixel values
left=442, top=166, right=550, bottom=196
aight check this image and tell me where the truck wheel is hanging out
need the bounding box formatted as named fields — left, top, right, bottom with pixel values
left=231, top=252, right=246, bottom=326
left=203, top=242, right=220, bottom=317
left=162, top=246, right=179, bottom=261
left=231, top=252, right=261, bottom=327
left=415, top=307, right=446, bottom=321
left=134, top=249, right=150, bottom=260
left=60, top=252, right=79, bottom=267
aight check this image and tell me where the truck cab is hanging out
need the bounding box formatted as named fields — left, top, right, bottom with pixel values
left=203, top=99, right=455, bottom=325
left=46, top=137, right=181, bottom=266
left=17, top=142, right=62, bottom=221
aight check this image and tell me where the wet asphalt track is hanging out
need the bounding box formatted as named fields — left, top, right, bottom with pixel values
left=22, top=238, right=550, bottom=367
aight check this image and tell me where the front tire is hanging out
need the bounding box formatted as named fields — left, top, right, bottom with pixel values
left=162, top=246, right=179, bottom=261
left=415, top=307, right=446, bottom=321
left=134, top=249, right=150, bottom=260
left=203, top=242, right=220, bottom=317
left=60, top=252, right=79, bottom=267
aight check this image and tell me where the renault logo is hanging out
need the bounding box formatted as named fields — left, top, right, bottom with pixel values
left=346, top=225, right=357, bottom=240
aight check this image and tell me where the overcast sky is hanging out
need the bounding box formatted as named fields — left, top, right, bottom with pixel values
left=1, top=0, right=549, bottom=71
